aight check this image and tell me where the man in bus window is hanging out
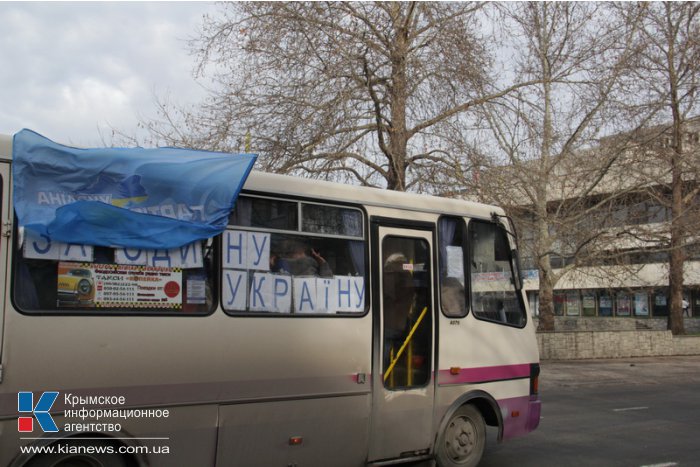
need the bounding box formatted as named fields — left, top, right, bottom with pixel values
left=272, top=240, right=332, bottom=277
left=382, top=253, right=414, bottom=372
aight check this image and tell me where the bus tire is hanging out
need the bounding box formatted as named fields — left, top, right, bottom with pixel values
left=436, top=404, right=486, bottom=467
left=22, top=438, right=135, bottom=467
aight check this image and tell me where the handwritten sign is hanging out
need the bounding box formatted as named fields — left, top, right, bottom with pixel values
left=223, top=272, right=365, bottom=314
left=23, top=230, right=203, bottom=269
left=222, top=270, right=248, bottom=311
left=115, top=241, right=203, bottom=269
left=24, top=230, right=94, bottom=262
left=222, top=230, right=270, bottom=271
left=249, top=273, right=291, bottom=313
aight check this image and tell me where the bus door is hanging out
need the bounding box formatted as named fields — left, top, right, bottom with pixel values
left=369, top=221, right=435, bottom=461
left=0, top=162, right=9, bottom=362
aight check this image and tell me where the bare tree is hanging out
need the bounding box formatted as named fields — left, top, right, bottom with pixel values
left=467, top=2, right=645, bottom=331
left=623, top=2, right=700, bottom=335
left=135, top=2, right=541, bottom=192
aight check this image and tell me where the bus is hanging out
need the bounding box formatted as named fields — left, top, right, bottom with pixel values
left=0, top=132, right=540, bottom=467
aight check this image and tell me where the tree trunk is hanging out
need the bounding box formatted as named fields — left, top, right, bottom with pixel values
left=666, top=18, right=686, bottom=335
left=668, top=107, right=686, bottom=335
left=537, top=259, right=555, bottom=331
left=536, top=6, right=556, bottom=332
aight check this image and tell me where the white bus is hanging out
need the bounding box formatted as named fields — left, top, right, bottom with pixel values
left=0, top=133, right=540, bottom=467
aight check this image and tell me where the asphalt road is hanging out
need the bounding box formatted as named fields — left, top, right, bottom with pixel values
left=479, top=356, right=700, bottom=467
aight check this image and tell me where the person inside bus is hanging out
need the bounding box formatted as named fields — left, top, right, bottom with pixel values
left=382, top=253, right=415, bottom=373
left=271, top=239, right=332, bottom=277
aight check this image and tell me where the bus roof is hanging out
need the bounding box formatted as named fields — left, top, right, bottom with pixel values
left=0, top=132, right=501, bottom=220
left=243, top=170, right=500, bottom=219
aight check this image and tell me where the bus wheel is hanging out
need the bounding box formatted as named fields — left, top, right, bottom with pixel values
left=436, top=404, right=486, bottom=467
left=24, top=438, right=134, bottom=467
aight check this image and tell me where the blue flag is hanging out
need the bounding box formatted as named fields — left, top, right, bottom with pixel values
left=13, top=129, right=257, bottom=249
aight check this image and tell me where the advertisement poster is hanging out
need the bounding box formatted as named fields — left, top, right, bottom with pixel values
left=58, top=262, right=182, bottom=308
left=634, top=292, right=649, bottom=316
left=582, top=292, right=597, bottom=316
left=599, top=295, right=613, bottom=317
left=566, top=292, right=581, bottom=316
left=616, top=294, right=631, bottom=316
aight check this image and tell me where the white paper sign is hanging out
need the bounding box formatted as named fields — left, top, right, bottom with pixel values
left=24, top=230, right=93, bottom=262
left=59, top=243, right=94, bottom=262
left=271, top=275, right=292, bottom=313
left=223, top=230, right=270, bottom=271
left=293, top=276, right=365, bottom=314
left=335, top=276, right=365, bottom=313
left=146, top=241, right=203, bottom=269
left=222, top=270, right=247, bottom=311
left=249, top=273, right=292, bottom=313
left=223, top=230, right=247, bottom=269
left=247, top=232, right=270, bottom=270
left=115, top=247, right=148, bottom=266
left=316, top=277, right=339, bottom=313
left=294, top=277, right=318, bottom=313
left=446, top=246, right=465, bottom=283
left=24, top=231, right=61, bottom=260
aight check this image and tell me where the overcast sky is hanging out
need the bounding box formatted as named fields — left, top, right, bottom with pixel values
left=0, top=1, right=217, bottom=147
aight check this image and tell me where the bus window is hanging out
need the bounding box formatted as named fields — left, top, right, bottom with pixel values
left=382, top=236, right=432, bottom=389
left=228, top=196, right=298, bottom=230
left=224, top=196, right=366, bottom=315
left=13, top=236, right=215, bottom=314
left=469, top=220, right=526, bottom=327
left=438, top=216, right=467, bottom=318
left=302, top=203, right=363, bottom=237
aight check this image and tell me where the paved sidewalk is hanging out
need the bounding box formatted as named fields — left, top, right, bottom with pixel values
left=541, top=355, right=700, bottom=389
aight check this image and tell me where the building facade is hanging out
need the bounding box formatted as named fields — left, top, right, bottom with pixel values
left=513, top=118, right=700, bottom=330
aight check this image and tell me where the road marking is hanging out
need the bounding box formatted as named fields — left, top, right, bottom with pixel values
left=639, top=463, right=678, bottom=467
left=613, top=406, right=649, bottom=412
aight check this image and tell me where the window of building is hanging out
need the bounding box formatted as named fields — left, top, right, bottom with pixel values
left=223, top=196, right=366, bottom=316
left=692, top=290, right=700, bottom=318
left=469, top=220, right=526, bottom=327
left=582, top=291, right=597, bottom=316
left=566, top=291, right=581, bottom=316
left=550, top=255, right=565, bottom=269
left=633, top=291, right=650, bottom=317
left=652, top=291, right=669, bottom=316
left=553, top=292, right=566, bottom=316
left=646, top=202, right=669, bottom=224
left=615, top=292, right=632, bottom=317
left=598, top=293, right=613, bottom=317
left=521, top=256, right=537, bottom=270
left=438, top=217, right=467, bottom=318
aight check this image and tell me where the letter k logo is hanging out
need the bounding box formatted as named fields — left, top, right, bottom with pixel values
left=18, top=391, right=59, bottom=432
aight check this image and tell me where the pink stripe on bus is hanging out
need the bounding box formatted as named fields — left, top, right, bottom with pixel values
left=438, top=363, right=531, bottom=385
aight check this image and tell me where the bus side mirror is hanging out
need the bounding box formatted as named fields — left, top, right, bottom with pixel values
left=511, top=248, right=523, bottom=290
